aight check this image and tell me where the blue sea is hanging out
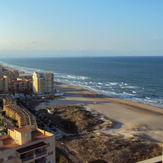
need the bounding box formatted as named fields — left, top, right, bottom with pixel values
left=0, top=56, right=163, bottom=108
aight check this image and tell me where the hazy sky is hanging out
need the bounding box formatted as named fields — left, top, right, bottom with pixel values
left=0, top=0, right=163, bottom=57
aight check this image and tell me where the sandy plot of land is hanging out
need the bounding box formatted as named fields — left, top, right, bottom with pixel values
left=35, top=82, right=163, bottom=143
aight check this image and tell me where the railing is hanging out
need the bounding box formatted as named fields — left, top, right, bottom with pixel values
left=35, top=150, right=47, bottom=157
left=21, top=155, right=34, bottom=162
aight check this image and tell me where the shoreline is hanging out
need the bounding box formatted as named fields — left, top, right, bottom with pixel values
left=1, top=62, right=163, bottom=108
left=1, top=64, right=163, bottom=142
left=38, top=81, right=163, bottom=143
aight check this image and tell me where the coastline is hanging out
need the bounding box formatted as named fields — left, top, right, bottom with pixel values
left=2, top=64, right=163, bottom=142
left=38, top=82, right=163, bottom=143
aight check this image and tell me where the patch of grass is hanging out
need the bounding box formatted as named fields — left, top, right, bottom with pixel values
left=56, top=149, right=69, bottom=163
left=0, top=119, right=4, bottom=126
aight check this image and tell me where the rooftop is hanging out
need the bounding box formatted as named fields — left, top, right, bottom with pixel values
left=15, top=127, right=31, bottom=133
left=32, top=130, right=49, bottom=141
left=0, top=128, right=52, bottom=151
left=0, top=137, right=18, bottom=151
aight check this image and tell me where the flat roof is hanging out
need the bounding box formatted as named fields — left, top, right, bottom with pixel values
left=15, top=127, right=31, bottom=133
left=0, top=137, right=18, bottom=151
left=32, top=131, right=49, bottom=140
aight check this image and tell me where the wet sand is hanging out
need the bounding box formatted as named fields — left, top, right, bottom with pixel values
left=36, top=82, right=163, bottom=143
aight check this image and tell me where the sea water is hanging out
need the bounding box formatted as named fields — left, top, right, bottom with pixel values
left=1, top=56, right=163, bottom=108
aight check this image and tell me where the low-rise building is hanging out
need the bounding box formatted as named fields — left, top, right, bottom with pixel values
left=9, top=78, right=32, bottom=93
left=0, top=127, right=55, bottom=163
left=0, top=71, right=19, bottom=80
left=3, top=104, right=37, bottom=128
left=2, top=95, right=17, bottom=106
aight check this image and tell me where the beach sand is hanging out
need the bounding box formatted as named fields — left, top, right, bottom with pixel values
left=36, top=82, right=163, bottom=143
left=2, top=64, right=163, bottom=143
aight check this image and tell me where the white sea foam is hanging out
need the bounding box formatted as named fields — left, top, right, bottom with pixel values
left=108, top=82, right=119, bottom=85
left=1, top=60, right=163, bottom=108
left=121, top=85, right=138, bottom=89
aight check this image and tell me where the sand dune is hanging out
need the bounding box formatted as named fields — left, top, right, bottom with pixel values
left=35, top=82, right=163, bottom=143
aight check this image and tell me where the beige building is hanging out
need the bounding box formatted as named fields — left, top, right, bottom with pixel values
left=0, top=76, right=9, bottom=92
left=3, top=104, right=37, bottom=128
left=9, top=78, right=32, bottom=93
left=0, top=71, right=19, bottom=80
left=33, top=72, right=54, bottom=95
left=0, top=71, right=20, bottom=93
left=0, top=127, right=55, bottom=163
left=2, top=96, right=17, bottom=106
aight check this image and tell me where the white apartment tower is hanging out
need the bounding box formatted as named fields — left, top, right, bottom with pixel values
left=33, top=71, right=54, bottom=95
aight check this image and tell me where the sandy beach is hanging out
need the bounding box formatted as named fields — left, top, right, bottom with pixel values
left=35, top=82, right=163, bottom=143
left=2, top=64, right=163, bottom=143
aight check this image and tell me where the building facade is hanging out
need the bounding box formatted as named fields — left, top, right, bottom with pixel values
left=3, top=104, right=37, bottom=128
left=0, top=76, right=9, bottom=92
left=33, top=72, right=54, bottom=95
left=0, top=71, right=19, bottom=80
left=9, top=78, right=32, bottom=93
left=0, top=127, right=55, bottom=163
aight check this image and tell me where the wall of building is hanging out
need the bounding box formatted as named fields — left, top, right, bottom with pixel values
left=0, top=71, right=19, bottom=80
left=9, top=79, right=32, bottom=93
left=33, top=71, right=54, bottom=94
left=0, top=76, right=9, bottom=92
left=3, top=104, right=37, bottom=128
left=0, top=127, right=55, bottom=163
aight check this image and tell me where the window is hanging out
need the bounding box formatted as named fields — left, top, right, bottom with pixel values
left=48, top=160, right=53, bottom=163
left=3, top=157, right=8, bottom=162
left=50, top=142, right=53, bottom=146
left=48, top=151, right=53, bottom=155
left=8, top=156, right=12, bottom=160
left=12, top=155, right=16, bottom=158
left=25, top=133, right=28, bottom=137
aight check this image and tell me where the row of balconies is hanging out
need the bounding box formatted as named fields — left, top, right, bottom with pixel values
left=19, top=148, right=47, bottom=163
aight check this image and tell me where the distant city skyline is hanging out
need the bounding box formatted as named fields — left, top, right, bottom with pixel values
left=0, top=0, right=163, bottom=57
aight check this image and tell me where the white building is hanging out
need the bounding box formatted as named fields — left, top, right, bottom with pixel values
left=33, top=72, right=54, bottom=95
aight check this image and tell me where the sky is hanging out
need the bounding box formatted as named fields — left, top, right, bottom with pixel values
left=0, top=0, right=163, bottom=57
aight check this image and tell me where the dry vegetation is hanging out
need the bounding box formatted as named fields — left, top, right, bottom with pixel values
left=40, top=105, right=115, bottom=133
left=57, top=132, right=162, bottom=163
left=37, top=105, right=162, bottom=163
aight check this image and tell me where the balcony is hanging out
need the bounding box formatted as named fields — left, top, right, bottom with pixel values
left=35, top=150, right=47, bottom=158
left=21, top=155, right=34, bottom=163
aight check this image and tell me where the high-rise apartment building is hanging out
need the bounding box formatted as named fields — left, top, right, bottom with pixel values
left=0, top=127, right=55, bottom=163
left=32, top=72, right=54, bottom=95
left=0, top=76, right=9, bottom=92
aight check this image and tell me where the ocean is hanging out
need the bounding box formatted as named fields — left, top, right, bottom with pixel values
left=0, top=56, right=163, bottom=108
